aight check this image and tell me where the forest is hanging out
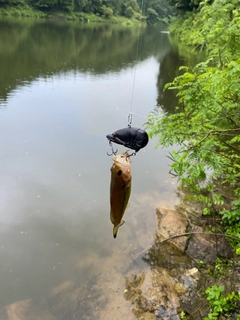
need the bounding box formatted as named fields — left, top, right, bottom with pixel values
left=0, top=0, right=176, bottom=24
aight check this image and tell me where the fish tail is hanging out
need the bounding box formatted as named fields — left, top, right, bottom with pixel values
left=113, top=220, right=125, bottom=239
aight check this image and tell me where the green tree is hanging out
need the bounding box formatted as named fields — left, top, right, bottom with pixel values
left=74, top=0, right=88, bottom=11
left=122, top=0, right=140, bottom=16
left=102, top=0, right=122, bottom=15
left=146, top=7, right=159, bottom=24
left=140, top=0, right=176, bottom=24
left=0, top=0, right=25, bottom=4
left=60, top=0, right=74, bottom=11
left=101, top=4, right=113, bottom=17
left=125, top=5, right=134, bottom=18
left=34, top=0, right=58, bottom=9
left=146, top=0, right=240, bottom=216
left=167, top=0, right=203, bottom=10
left=81, top=0, right=102, bottom=13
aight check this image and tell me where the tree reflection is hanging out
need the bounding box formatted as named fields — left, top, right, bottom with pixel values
left=0, top=19, right=170, bottom=104
left=157, top=46, right=186, bottom=114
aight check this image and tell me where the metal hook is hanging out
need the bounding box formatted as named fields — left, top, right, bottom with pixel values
left=107, top=141, right=118, bottom=156
left=126, top=150, right=136, bottom=158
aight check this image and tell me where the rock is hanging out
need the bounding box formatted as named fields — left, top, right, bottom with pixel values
left=156, top=207, right=189, bottom=251
left=125, top=200, right=237, bottom=320
left=181, top=268, right=200, bottom=289
left=125, top=269, right=181, bottom=319
left=186, top=227, right=233, bottom=264
left=139, top=312, right=157, bottom=320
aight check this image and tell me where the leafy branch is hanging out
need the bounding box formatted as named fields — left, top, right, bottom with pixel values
left=182, top=128, right=240, bottom=152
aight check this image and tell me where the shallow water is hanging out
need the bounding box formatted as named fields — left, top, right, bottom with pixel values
left=0, top=18, right=195, bottom=319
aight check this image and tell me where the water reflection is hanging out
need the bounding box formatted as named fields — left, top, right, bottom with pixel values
left=0, top=18, right=170, bottom=104
left=157, top=46, right=186, bottom=114
left=157, top=41, right=205, bottom=114
left=0, top=17, right=197, bottom=319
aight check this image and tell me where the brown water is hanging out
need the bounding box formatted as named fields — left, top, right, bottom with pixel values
left=0, top=17, right=196, bottom=319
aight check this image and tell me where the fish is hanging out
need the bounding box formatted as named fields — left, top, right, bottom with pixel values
left=110, top=152, right=132, bottom=238
left=106, top=127, right=149, bottom=153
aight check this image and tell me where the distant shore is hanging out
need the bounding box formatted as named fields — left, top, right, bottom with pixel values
left=0, top=5, right=146, bottom=25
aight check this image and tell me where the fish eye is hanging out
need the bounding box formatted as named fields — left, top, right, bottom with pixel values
left=117, top=170, right=122, bottom=176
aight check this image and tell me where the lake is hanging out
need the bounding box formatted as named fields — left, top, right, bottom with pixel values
left=0, top=17, right=195, bottom=320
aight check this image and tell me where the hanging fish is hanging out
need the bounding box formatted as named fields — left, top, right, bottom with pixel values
left=106, top=127, right=149, bottom=153
left=110, top=152, right=132, bottom=238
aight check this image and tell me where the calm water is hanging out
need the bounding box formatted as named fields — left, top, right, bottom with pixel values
left=0, top=17, right=194, bottom=319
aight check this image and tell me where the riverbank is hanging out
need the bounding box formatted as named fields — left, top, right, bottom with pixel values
left=0, top=4, right=145, bottom=25
left=124, top=193, right=240, bottom=319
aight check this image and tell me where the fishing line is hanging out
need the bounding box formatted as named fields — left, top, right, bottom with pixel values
left=128, top=0, right=145, bottom=128
left=106, top=0, right=149, bottom=156
left=129, top=111, right=148, bottom=119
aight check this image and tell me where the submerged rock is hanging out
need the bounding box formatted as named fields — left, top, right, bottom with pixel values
left=125, top=269, right=181, bottom=319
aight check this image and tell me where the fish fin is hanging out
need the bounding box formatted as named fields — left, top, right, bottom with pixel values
left=113, top=220, right=125, bottom=239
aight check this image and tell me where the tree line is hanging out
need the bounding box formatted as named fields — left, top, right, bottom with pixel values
left=0, top=0, right=177, bottom=24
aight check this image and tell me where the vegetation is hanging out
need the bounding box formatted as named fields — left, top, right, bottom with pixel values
left=147, top=0, right=240, bottom=316
left=147, top=0, right=240, bottom=251
left=0, top=0, right=175, bottom=24
left=168, top=0, right=204, bottom=10
left=204, top=285, right=240, bottom=320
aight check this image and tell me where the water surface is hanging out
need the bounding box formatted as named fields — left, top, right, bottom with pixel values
left=0, top=17, right=193, bottom=319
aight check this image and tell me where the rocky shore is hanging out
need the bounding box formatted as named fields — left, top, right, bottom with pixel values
left=124, top=198, right=240, bottom=319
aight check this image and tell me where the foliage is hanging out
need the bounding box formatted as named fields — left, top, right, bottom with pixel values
left=206, top=258, right=233, bottom=278
left=140, top=0, right=176, bottom=25
left=204, top=285, right=240, bottom=320
left=220, top=199, right=240, bottom=225
left=0, top=0, right=140, bottom=19
left=167, top=0, right=204, bottom=10
left=0, top=0, right=176, bottom=23
left=101, top=4, right=113, bottom=18
left=146, top=7, right=159, bottom=24
left=125, top=5, right=134, bottom=18
left=146, top=0, right=240, bottom=214
left=220, top=199, right=240, bottom=254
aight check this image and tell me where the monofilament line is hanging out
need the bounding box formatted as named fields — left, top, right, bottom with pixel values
left=129, top=0, right=144, bottom=126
